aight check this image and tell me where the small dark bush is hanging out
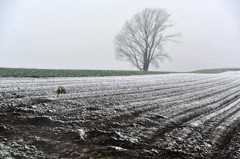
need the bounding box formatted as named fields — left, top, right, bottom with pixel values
left=56, top=86, right=66, bottom=97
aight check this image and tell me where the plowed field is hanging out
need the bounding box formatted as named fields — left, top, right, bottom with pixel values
left=1, top=72, right=240, bottom=158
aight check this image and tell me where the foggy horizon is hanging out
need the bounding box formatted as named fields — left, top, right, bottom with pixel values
left=0, top=0, right=240, bottom=72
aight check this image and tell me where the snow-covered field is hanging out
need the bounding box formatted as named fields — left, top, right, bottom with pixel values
left=1, top=72, right=240, bottom=158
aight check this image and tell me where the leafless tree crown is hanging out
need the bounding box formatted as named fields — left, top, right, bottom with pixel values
left=114, top=8, right=180, bottom=71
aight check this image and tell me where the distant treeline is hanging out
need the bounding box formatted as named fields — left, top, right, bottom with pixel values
left=0, top=67, right=172, bottom=77
left=191, top=68, right=240, bottom=74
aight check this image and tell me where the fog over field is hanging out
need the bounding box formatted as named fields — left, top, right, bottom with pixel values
left=0, top=0, right=240, bottom=71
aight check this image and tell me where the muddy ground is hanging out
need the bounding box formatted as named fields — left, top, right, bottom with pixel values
left=1, top=73, right=240, bottom=158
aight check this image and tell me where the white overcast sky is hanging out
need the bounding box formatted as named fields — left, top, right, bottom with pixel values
left=0, top=0, right=239, bottom=71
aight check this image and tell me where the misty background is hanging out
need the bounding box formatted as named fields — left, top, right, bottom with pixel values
left=0, top=0, right=239, bottom=72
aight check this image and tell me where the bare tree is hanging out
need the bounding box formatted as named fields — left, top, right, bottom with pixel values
left=114, top=8, right=180, bottom=71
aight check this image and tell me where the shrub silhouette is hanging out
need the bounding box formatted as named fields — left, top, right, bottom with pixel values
left=56, top=86, right=66, bottom=97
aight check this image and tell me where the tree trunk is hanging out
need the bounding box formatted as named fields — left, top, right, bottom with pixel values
left=143, top=62, right=149, bottom=71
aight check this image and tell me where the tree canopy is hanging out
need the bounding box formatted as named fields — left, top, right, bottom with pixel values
left=114, top=8, right=180, bottom=71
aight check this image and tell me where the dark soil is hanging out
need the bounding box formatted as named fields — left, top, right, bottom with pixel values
left=1, top=74, right=240, bottom=158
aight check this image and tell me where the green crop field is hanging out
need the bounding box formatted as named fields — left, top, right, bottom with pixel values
left=0, top=67, right=172, bottom=77
left=1, top=67, right=239, bottom=78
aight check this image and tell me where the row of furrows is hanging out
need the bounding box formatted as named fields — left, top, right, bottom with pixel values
left=2, top=73, right=240, bottom=159
left=1, top=75, right=219, bottom=156
left=2, top=74, right=239, bottom=127
left=160, top=81, right=240, bottom=118
left=0, top=76, right=178, bottom=91
left=59, top=76, right=235, bottom=100
left=148, top=93, right=240, bottom=157
left=0, top=74, right=227, bottom=111
left=50, top=76, right=231, bottom=114
left=79, top=88, right=239, bottom=142
left=58, top=83, right=240, bottom=158
left=111, top=78, right=240, bottom=118
left=115, top=76, right=234, bottom=105
left=138, top=86, right=240, bottom=125
left=55, top=74, right=225, bottom=94
left=80, top=82, right=240, bottom=152
left=208, top=106, right=240, bottom=143
left=202, top=107, right=240, bottom=158
left=44, top=76, right=240, bottom=124
left=70, top=80, right=238, bottom=138
left=214, top=123, right=240, bottom=159
left=0, top=74, right=222, bottom=100
left=2, top=73, right=240, bottom=158
left=84, top=75, right=232, bottom=100
left=0, top=77, right=216, bottom=104
left=1, top=77, right=238, bottom=123
left=1, top=76, right=234, bottom=118
left=1, top=73, right=236, bottom=101
left=39, top=75, right=239, bottom=106
left=187, top=97, right=240, bottom=130
left=150, top=87, right=240, bottom=138
left=152, top=95, right=240, bottom=147
left=38, top=75, right=240, bottom=125
left=0, top=73, right=214, bottom=89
